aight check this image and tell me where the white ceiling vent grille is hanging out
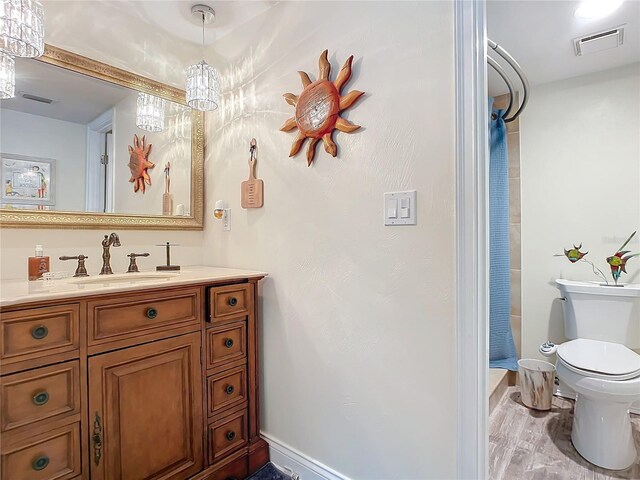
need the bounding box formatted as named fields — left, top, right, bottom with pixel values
left=574, top=25, right=625, bottom=56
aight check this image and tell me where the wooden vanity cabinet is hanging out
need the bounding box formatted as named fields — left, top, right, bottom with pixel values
left=88, top=332, right=203, bottom=480
left=0, top=277, right=268, bottom=480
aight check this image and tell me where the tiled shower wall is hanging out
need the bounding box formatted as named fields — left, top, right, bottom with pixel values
left=494, top=94, right=522, bottom=359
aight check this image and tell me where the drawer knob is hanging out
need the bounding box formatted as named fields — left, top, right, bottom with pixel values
left=32, top=391, right=50, bottom=406
left=224, top=338, right=234, bottom=348
left=229, top=297, right=238, bottom=307
left=225, top=385, right=234, bottom=395
left=31, top=325, right=48, bottom=340
left=146, top=307, right=158, bottom=319
left=226, top=430, right=236, bottom=441
left=32, top=455, right=49, bottom=471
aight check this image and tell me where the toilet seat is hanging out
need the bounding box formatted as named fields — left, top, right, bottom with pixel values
left=557, top=338, right=640, bottom=381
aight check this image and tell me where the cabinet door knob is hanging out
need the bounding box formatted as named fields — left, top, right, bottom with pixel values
left=32, top=391, right=50, bottom=406
left=224, top=338, right=234, bottom=348
left=225, top=385, right=234, bottom=395
left=31, top=325, right=48, bottom=340
left=32, top=455, right=49, bottom=471
left=226, top=430, right=236, bottom=441
left=146, top=307, right=158, bottom=319
left=228, top=297, right=238, bottom=307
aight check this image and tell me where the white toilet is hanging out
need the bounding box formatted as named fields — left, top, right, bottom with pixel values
left=551, top=279, right=640, bottom=470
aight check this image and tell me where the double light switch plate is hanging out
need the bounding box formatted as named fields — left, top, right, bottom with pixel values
left=384, top=190, right=417, bottom=226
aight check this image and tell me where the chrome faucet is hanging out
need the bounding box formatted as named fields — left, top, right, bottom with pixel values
left=100, top=233, right=121, bottom=275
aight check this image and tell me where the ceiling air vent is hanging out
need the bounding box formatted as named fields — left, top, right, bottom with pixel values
left=574, top=25, right=625, bottom=56
left=21, top=93, right=53, bottom=104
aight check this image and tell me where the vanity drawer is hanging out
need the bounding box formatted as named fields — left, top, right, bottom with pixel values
left=1, top=422, right=81, bottom=480
left=207, top=366, right=247, bottom=417
left=0, top=304, right=80, bottom=365
left=88, top=287, right=201, bottom=345
left=209, top=284, right=251, bottom=323
left=210, top=453, right=248, bottom=480
left=1, top=360, right=80, bottom=433
left=206, top=322, right=247, bottom=370
left=208, top=409, right=248, bottom=463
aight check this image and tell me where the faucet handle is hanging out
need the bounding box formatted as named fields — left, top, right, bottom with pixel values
left=59, top=255, right=89, bottom=277
left=126, top=253, right=150, bottom=273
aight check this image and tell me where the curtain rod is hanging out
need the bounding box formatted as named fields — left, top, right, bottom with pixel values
left=487, top=38, right=530, bottom=123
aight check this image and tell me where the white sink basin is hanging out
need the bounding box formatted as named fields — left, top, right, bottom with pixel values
left=70, top=272, right=178, bottom=286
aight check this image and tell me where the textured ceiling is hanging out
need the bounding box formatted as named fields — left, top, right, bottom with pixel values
left=487, top=0, right=640, bottom=95
left=129, top=0, right=276, bottom=45
left=3, top=58, right=131, bottom=124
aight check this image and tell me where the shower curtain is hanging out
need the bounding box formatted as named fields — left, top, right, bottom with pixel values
left=489, top=98, right=518, bottom=371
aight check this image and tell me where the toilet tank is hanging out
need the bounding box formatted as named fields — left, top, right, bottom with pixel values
left=556, top=279, right=640, bottom=348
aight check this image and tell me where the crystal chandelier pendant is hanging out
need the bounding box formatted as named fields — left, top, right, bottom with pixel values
left=0, top=51, right=15, bottom=98
left=0, top=0, right=45, bottom=58
left=186, top=60, right=219, bottom=111
left=136, top=93, right=166, bottom=132
left=185, top=5, right=219, bottom=112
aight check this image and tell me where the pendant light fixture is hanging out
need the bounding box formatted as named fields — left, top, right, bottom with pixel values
left=0, top=0, right=45, bottom=100
left=136, top=92, right=166, bottom=132
left=0, top=51, right=14, bottom=98
left=185, top=4, right=219, bottom=112
left=0, top=0, right=45, bottom=58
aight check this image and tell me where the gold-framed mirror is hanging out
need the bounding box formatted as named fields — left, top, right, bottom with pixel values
left=0, top=45, right=204, bottom=230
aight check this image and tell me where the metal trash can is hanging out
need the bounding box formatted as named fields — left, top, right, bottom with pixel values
left=518, top=359, right=555, bottom=411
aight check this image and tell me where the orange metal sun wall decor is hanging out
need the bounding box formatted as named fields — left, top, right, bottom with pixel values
left=127, top=134, right=155, bottom=193
left=280, top=50, right=364, bottom=166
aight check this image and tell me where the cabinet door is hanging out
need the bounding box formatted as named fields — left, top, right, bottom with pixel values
left=88, top=332, right=203, bottom=480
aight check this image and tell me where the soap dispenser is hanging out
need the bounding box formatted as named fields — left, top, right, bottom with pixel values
left=28, top=245, right=50, bottom=280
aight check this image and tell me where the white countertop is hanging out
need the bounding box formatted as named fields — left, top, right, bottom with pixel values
left=0, top=266, right=268, bottom=308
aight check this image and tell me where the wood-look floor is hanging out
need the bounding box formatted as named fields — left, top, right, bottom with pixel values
left=490, top=387, right=640, bottom=479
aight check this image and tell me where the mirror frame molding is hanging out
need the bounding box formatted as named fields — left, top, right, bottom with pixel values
left=0, top=44, right=204, bottom=230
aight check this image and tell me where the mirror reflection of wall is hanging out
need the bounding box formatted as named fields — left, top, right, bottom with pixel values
left=0, top=57, right=192, bottom=217
left=487, top=0, right=640, bottom=361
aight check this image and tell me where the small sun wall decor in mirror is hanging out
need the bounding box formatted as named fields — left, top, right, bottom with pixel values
left=128, top=134, right=155, bottom=193
left=136, top=93, right=166, bottom=132
left=555, top=231, right=639, bottom=285
left=186, top=4, right=220, bottom=112
left=0, top=0, right=46, bottom=99
left=241, top=138, right=264, bottom=208
left=281, top=50, right=364, bottom=166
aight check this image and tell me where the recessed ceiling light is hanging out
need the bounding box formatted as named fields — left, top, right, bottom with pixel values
left=575, top=0, right=625, bottom=19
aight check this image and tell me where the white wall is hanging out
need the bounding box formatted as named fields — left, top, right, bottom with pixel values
left=0, top=1, right=203, bottom=280
left=1, top=109, right=86, bottom=211
left=1, top=3, right=461, bottom=477
left=521, top=63, right=640, bottom=360
left=203, top=2, right=457, bottom=478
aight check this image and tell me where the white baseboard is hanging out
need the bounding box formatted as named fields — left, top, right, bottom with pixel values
left=261, top=432, right=350, bottom=480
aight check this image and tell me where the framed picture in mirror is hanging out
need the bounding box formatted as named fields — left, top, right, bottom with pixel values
left=1, top=154, right=56, bottom=207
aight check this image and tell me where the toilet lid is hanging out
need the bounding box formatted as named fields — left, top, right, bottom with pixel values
left=557, top=339, right=640, bottom=378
